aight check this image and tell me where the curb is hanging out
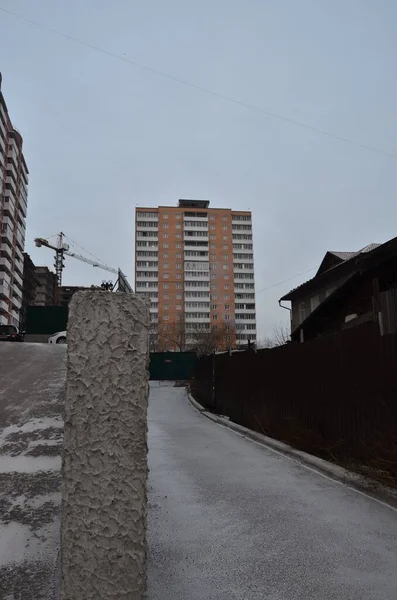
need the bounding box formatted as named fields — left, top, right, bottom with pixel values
left=188, top=393, right=397, bottom=510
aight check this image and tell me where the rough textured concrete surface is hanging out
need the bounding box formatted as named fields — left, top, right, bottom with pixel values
left=61, top=292, right=149, bottom=600
left=147, top=384, right=397, bottom=600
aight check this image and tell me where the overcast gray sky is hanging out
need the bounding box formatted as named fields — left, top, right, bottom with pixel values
left=1, top=0, right=396, bottom=339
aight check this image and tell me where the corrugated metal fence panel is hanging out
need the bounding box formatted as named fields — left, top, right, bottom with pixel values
left=149, top=352, right=197, bottom=381
left=26, top=306, right=69, bottom=335
left=195, top=322, right=397, bottom=467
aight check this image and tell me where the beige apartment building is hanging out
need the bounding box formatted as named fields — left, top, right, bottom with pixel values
left=0, top=74, right=28, bottom=327
left=135, top=199, right=256, bottom=350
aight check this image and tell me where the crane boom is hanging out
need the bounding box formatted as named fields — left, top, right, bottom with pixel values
left=64, top=250, right=118, bottom=274
left=34, top=233, right=132, bottom=295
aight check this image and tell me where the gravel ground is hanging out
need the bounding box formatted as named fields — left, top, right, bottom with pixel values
left=0, top=343, right=66, bottom=600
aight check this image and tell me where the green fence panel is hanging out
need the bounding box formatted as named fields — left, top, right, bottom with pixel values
left=149, top=351, right=197, bottom=381
left=26, top=306, right=69, bottom=335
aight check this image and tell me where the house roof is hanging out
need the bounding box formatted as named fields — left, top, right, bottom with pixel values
left=279, top=241, right=384, bottom=302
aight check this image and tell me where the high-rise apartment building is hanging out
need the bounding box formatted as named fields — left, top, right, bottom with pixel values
left=135, top=199, right=256, bottom=350
left=0, top=74, right=29, bottom=326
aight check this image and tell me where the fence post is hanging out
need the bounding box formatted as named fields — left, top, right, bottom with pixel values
left=61, top=291, right=149, bottom=600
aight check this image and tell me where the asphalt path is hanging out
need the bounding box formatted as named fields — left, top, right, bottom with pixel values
left=147, top=383, right=397, bottom=600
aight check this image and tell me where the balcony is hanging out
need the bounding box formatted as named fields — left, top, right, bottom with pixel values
left=18, top=195, right=27, bottom=219
left=184, top=224, right=209, bottom=232
left=15, top=227, right=25, bottom=251
left=14, top=244, right=24, bottom=262
left=6, top=176, right=17, bottom=195
left=0, top=256, right=12, bottom=272
left=136, top=232, right=158, bottom=240
left=136, top=225, right=158, bottom=233
left=185, top=315, right=210, bottom=323
left=3, top=198, right=16, bottom=218
left=0, top=298, right=9, bottom=313
left=0, top=278, right=10, bottom=298
left=184, top=233, right=209, bottom=243
left=12, top=270, right=23, bottom=290
left=1, top=224, right=14, bottom=245
left=184, top=273, right=209, bottom=281
left=14, top=257, right=24, bottom=277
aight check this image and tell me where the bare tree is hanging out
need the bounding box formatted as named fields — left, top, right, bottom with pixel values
left=158, top=315, right=186, bottom=352
left=259, top=322, right=290, bottom=348
left=189, top=323, right=235, bottom=355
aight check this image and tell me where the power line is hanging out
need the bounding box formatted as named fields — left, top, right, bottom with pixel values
left=1, top=5, right=396, bottom=159
left=255, top=266, right=316, bottom=295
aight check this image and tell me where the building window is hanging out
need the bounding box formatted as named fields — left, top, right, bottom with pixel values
left=224, top=275, right=229, bottom=280
left=163, top=244, right=168, bottom=248
left=176, top=263, right=182, bottom=269
left=212, top=314, right=218, bottom=320
left=163, top=223, right=168, bottom=229
left=176, top=213, right=182, bottom=219
left=210, top=244, right=216, bottom=249
left=222, top=226, right=228, bottom=231
left=163, top=213, right=168, bottom=219
left=211, top=295, right=217, bottom=300
left=222, top=215, right=227, bottom=221
left=163, top=234, right=168, bottom=239
left=163, top=294, right=169, bottom=299
left=176, top=273, right=182, bottom=279
left=164, top=314, right=169, bottom=320
left=223, top=245, right=228, bottom=250
left=225, top=314, right=230, bottom=320
left=177, top=283, right=183, bottom=289
left=211, top=304, right=217, bottom=310
left=176, top=224, right=181, bottom=229
left=209, top=214, right=215, bottom=220
left=176, top=243, right=182, bottom=248
left=210, top=273, right=217, bottom=279
left=163, top=273, right=169, bottom=279
left=224, top=284, right=229, bottom=290
left=222, top=235, right=228, bottom=241
left=224, top=295, right=230, bottom=300
left=223, top=255, right=228, bottom=261
left=163, top=253, right=168, bottom=258
left=223, top=264, right=229, bottom=270
left=211, top=283, right=216, bottom=290
left=163, top=283, right=169, bottom=289
left=176, top=234, right=181, bottom=239
left=211, top=254, right=216, bottom=260
left=210, top=225, right=216, bottom=231
left=176, top=305, right=182, bottom=310
left=210, top=235, right=216, bottom=240
left=163, top=263, right=169, bottom=268
left=176, top=294, right=182, bottom=300
left=176, top=253, right=182, bottom=258
left=225, top=304, right=230, bottom=310
left=164, top=304, right=169, bottom=310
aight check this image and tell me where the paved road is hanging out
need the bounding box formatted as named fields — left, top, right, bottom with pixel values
left=147, top=384, right=397, bottom=600
left=0, top=343, right=66, bottom=600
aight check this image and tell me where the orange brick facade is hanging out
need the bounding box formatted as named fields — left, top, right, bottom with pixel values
left=135, top=201, right=256, bottom=351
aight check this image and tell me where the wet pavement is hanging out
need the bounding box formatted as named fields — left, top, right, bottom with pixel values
left=147, top=383, right=397, bottom=600
left=0, top=343, right=66, bottom=600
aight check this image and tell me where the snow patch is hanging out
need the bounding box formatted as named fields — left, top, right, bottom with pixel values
left=0, top=455, right=62, bottom=474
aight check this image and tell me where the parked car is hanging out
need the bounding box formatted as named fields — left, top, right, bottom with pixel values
left=0, top=325, right=24, bottom=342
left=48, top=331, right=67, bottom=344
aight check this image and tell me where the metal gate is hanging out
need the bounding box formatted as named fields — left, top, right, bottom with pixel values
left=149, top=352, right=197, bottom=380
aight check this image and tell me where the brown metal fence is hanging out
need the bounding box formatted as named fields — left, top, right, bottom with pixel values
left=194, top=322, right=397, bottom=477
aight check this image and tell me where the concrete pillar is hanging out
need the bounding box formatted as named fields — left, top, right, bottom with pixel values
left=61, top=291, right=149, bottom=600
